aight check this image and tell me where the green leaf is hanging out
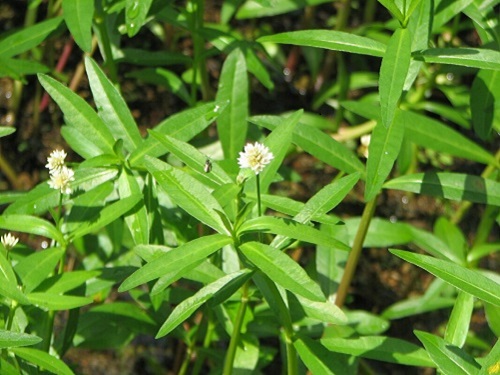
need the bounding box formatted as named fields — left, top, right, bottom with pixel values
left=255, top=194, right=340, bottom=225
left=294, top=335, right=355, bottom=375
left=117, top=170, right=149, bottom=245
left=401, top=110, right=496, bottom=165
left=14, top=247, right=65, bottom=294
left=321, top=336, right=434, bottom=367
left=390, top=249, right=500, bottom=306
left=148, top=131, right=233, bottom=188
left=269, top=173, right=359, bottom=250
left=0, top=17, right=63, bottom=57
left=38, top=74, right=115, bottom=159
left=237, top=0, right=331, bottom=18
left=40, top=270, right=100, bottom=294
left=479, top=339, right=500, bottom=375
left=64, top=182, right=114, bottom=234
left=144, top=157, right=231, bottom=235
left=0, top=215, right=65, bottom=246
left=384, top=172, right=500, bottom=206
left=0, top=330, right=42, bottom=349
left=119, top=234, right=233, bottom=292
left=10, top=347, right=75, bottom=375
left=27, top=293, right=93, bottom=310
left=250, top=115, right=365, bottom=175
left=156, top=269, right=251, bottom=338
left=116, top=49, right=191, bottom=66
left=129, top=101, right=224, bottom=167
left=0, top=251, right=30, bottom=305
left=444, top=291, right=474, bottom=348
left=258, top=30, right=386, bottom=57
left=62, top=0, right=94, bottom=52
left=75, top=302, right=156, bottom=349
left=0, top=127, right=15, bottom=138
left=85, top=57, right=142, bottom=152
left=295, top=294, right=347, bottom=324
left=239, top=216, right=350, bottom=250
left=216, top=48, right=249, bottom=159
left=413, top=48, right=500, bottom=70
left=471, top=69, right=500, bottom=139
left=69, top=194, right=142, bottom=240
left=240, top=241, right=325, bottom=302
left=432, top=0, right=474, bottom=33
left=345, top=217, right=413, bottom=247
left=127, top=68, right=192, bottom=105
left=378, top=0, right=404, bottom=22
left=364, top=114, right=405, bottom=201
left=414, top=330, right=480, bottom=374
left=379, top=27, right=411, bottom=128
left=382, top=295, right=455, bottom=320
left=125, top=0, right=153, bottom=37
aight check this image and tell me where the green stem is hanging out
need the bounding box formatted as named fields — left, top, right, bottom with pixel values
left=94, top=4, right=118, bottom=83
left=335, top=196, right=377, bottom=308
left=222, top=281, right=249, bottom=375
left=253, top=273, right=297, bottom=375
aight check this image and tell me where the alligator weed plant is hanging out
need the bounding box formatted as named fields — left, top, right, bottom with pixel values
left=0, top=0, right=499, bottom=374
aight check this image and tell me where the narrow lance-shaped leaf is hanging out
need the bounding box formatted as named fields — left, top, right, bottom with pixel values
left=321, top=335, right=434, bottom=367
left=250, top=115, right=365, bottom=176
left=10, top=347, right=75, bottom=375
left=38, top=74, right=115, bottom=159
left=129, top=101, right=225, bottom=167
left=144, top=156, right=231, bottom=235
left=390, top=249, right=500, bottom=306
left=0, top=330, right=42, bottom=349
left=69, top=194, right=143, bottom=240
left=0, top=17, right=63, bottom=57
left=413, top=48, right=500, bottom=70
left=15, top=247, right=65, bottom=294
left=125, top=0, right=153, bottom=37
left=240, top=241, right=325, bottom=302
left=269, top=172, right=359, bottom=250
left=216, top=48, right=249, bottom=159
left=148, top=130, right=233, bottom=187
left=0, top=215, right=65, bottom=246
left=27, top=293, right=94, bottom=310
left=365, top=112, right=405, bottom=201
left=471, top=69, right=500, bottom=140
left=379, top=27, right=411, bottom=128
left=414, top=330, right=480, bottom=375
left=118, top=170, right=149, bottom=245
left=85, top=57, right=142, bottom=151
left=156, top=269, right=251, bottom=338
left=239, top=216, right=350, bottom=250
left=62, top=0, right=94, bottom=52
left=258, top=30, right=386, bottom=57
left=119, top=234, right=233, bottom=292
left=384, top=172, right=500, bottom=206
left=444, top=291, right=474, bottom=348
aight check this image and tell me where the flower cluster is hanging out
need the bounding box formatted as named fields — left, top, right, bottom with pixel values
left=46, top=149, right=74, bottom=194
left=237, top=142, right=274, bottom=175
left=1, top=232, right=18, bottom=250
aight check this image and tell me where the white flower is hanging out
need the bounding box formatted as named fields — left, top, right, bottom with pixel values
left=1, top=233, right=19, bottom=250
left=46, top=149, right=67, bottom=173
left=48, top=165, right=75, bottom=194
left=359, top=134, right=371, bottom=158
left=237, top=142, right=274, bottom=175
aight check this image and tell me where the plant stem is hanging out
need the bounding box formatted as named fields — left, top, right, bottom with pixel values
left=222, top=281, right=249, bottom=375
left=335, top=196, right=377, bottom=307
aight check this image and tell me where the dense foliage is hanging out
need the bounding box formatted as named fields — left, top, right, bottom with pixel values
left=0, top=0, right=499, bottom=374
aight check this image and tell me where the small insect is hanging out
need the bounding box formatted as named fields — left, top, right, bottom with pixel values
left=203, top=158, right=212, bottom=173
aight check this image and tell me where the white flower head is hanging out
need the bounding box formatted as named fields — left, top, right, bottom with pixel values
left=48, top=165, right=75, bottom=195
left=46, top=149, right=67, bottom=173
left=237, top=142, right=274, bottom=175
left=1, top=233, right=19, bottom=250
